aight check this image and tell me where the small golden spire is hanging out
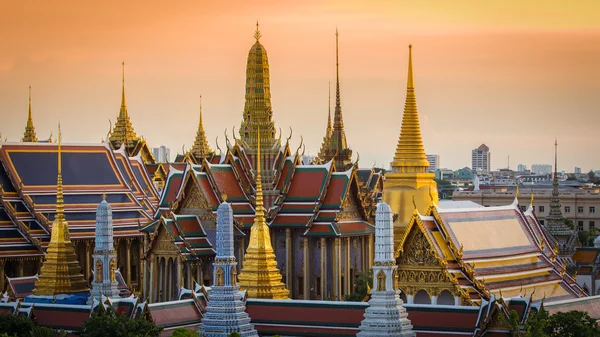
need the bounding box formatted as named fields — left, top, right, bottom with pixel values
left=407, top=45, right=414, bottom=89
left=191, top=95, right=213, bottom=159
left=530, top=191, right=535, bottom=206
left=121, top=62, right=126, bottom=114
left=516, top=184, right=519, bottom=199
left=22, top=85, right=38, bottom=142
left=109, top=62, right=140, bottom=151
left=33, top=124, right=88, bottom=296
left=254, top=21, right=262, bottom=41
left=237, top=129, right=289, bottom=299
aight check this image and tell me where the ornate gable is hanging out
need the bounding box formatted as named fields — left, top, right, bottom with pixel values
left=150, top=223, right=181, bottom=256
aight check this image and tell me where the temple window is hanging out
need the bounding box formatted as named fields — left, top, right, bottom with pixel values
left=437, top=290, right=455, bottom=305
left=298, top=277, right=304, bottom=296
left=316, top=277, right=321, bottom=296
left=414, top=289, right=431, bottom=304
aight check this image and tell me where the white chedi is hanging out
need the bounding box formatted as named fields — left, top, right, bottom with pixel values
left=90, top=196, right=120, bottom=301
left=200, top=201, right=258, bottom=337
left=357, top=202, right=414, bottom=337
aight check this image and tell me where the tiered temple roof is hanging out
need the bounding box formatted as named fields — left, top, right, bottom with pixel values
left=0, top=141, right=158, bottom=257
left=397, top=198, right=585, bottom=305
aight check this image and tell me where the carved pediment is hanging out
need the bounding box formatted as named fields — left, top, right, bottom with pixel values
left=398, top=230, right=439, bottom=267
left=151, top=225, right=181, bottom=255
left=180, top=179, right=210, bottom=211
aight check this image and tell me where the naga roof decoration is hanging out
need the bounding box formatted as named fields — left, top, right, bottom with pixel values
left=0, top=142, right=158, bottom=248
left=397, top=199, right=585, bottom=304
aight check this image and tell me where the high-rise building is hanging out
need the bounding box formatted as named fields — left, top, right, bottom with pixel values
left=152, top=145, right=170, bottom=163
left=517, top=164, right=528, bottom=172
left=471, top=144, right=491, bottom=173
left=532, top=164, right=552, bottom=175
left=426, top=154, right=439, bottom=172
left=575, top=167, right=582, bottom=174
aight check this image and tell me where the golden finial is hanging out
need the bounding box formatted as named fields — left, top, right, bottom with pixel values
left=22, top=85, right=38, bottom=142
left=121, top=61, right=126, bottom=112
left=516, top=183, right=519, bottom=199
left=102, top=192, right=106, bottom=201
left=335, top=28, right=341, bottom=109
left=221, top=192, right=228, bottom=202
left=56, top=122, right=64, bottom=222
left=254, top=21, right=262, bottom=41
left=530, top=191, right=534, bottom=206
left=407, top=44, right=414, bottom=89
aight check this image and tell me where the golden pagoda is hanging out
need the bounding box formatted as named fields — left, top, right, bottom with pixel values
left=318, top=29, right=353, bottom=171
left=190, top=95, right=212, bottom=160
left=33, top=125, right=89, bottom=296
left=108, top=62, right=141, bottom=151
left=22, top=86, right=38, bottom=142
left=237, top=130, right=289, bottom=299
left=382, top=45, right=438, bottom=248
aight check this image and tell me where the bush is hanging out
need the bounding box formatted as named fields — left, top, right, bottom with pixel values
left=227, top=333, right=240, bottom=337
left=344, top=269, right=373, bottom=302
left=80, top=308, right=163, bottom=337
left=170, top=328, right=199, bottom=337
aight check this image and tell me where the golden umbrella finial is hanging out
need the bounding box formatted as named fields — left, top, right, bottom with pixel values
left=254, top=21, right=262, bottom=41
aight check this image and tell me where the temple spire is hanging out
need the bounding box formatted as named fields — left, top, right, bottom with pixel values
left=108, top=62, right=140, bottom=151
left=191, top=95, right=213, bottom=159
left=318, top=83, right=333, bottom=158
left=391, top=45, right=429, bottom=170
left=33, top=124, right=89, bottom=296
left=254, top=20, right=261, bottom=41
left=237, top=130, right=289, bottom=299
left=22, top=86, right=38, bottom=142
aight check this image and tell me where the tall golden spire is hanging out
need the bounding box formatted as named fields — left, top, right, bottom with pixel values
left=190, top=95, right=213, bottom=159
left=108, top=62, right=140, bottom=151
left=318, top=83, right=333, bottom=158
left=237, top=129, right=289, bottom=299
left=22, top=86, right=38, bottom=142
left=391, top=45, right=430, bottom=170
left=33, top=124, right=89, bottom=296
left=383, top=45, right=437, bottom=248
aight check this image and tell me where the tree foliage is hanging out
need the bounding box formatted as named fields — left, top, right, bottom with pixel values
left=79, top=307, right=163, bottom=337
left=0, top=314, right=66, bottom=337
left=227, top=333, right=241, bottom=337
left=344, top=269, right=373, bottom=302
left=522, top=309, right=600, bottom=337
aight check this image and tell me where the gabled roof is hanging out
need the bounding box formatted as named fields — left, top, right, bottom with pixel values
left=399, top=200, right=585, bottom=304
left=6, top=274, right=38, bottom=299
left=147, top=299, right=203, bottom=332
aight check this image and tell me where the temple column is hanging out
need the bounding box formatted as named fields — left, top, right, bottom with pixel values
left=344, top=237, right=351, bottom=296
left=125, top=239, right=132, bottom=286
left=177, top=256, right=182, bottom=299
left=197, top=263, right=202, bottom=287
left=333, top=237, right=341, bottom=300
left=85, top=241, right=91, bottom=279
left=167, top=258, right=173, bottom=301
left=367, top=234, right=374, bottom=270
left=17, top=260, right=23, bottom=277
left=320, top=238, right=327, bottom=299
left=285, top=228, right=293, bottom=295
left=361, top=236, right=366, bottom=272
left=407, top=294, right=414, bottom=304
left=149, top=254, right=154, bottom=302
left=303, top=237, right=309, bottom=300
left=0, top=260, right=4, bottom=291
left=454, top=295, right=460, bottom=306
left=139, top=238, right=144, bottom=287
left=431, top=295, right=438, bottom=305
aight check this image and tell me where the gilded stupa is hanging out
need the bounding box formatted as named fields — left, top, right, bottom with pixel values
left=237, top=130, right=289, bottom=299
left=108, top=62, right=141, bottom=151
left=22, top=86, right=38, bottom=142
left=318, top=29, right=353, bottom=171
left=190, top=95, right=213, bottom=161
left=32, top=125, right=89, bottom=296
left=382, top=45, right=438, bottom=248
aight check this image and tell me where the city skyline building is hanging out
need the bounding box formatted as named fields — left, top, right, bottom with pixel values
left=152, top=145, right=170, bottom=163
left=532, top=164, right=552, bottom=175
left=426, top=154, right=439, bottom=172
left=471, top=144, right=491, bottom=173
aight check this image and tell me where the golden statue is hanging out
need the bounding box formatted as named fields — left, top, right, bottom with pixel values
left=110, top=259, right=116, bottom=282
left=231, top=266, right=237, bottom=287
left=377, top=270, right=386, bottom=291
left=392, top=269, right=399, bottom=291
left=95, top=260, right=103, bottom=283
left=216, top=266, right=224, bottom=286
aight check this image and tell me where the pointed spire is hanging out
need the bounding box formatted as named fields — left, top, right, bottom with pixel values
left=318, top=83, right=333, bottom=159
left=254, top=20, right=262, bottom=42
left=191, top=95, right=213, bottom=159
left=109, top=62, right=140, bottom=151
left=237, top=129, right=288, bottom=299
left=22, top=86, right=38, bottom=142
left=33, top=124, right=88, bottom=296
left=120, top=62, right=127, bottom=117
left=333, top=28, right=344, bottom=130
left=327, top=82, right=332, bottom=137
left=391, top=45, right=430, bottom=171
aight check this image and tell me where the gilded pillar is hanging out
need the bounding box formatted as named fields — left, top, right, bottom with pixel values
left=149, top=254, right=155, bottom=302
left=333, top=237, right=341, bottom=300
left=17, top=260, right=24, bottom=277
left=320, top=237, right=327, bottom=299
left=303, top=237, right=309, bottom=300
left=344, top=237, right=351, bottom=296
left=285, top=228, right=293, bottom=294
left=125, top=239, right=132, bottom=286
left=367, top=234, right=374, bottom=270
left=139, top=238, right=144, bottom=286
left=85, top=241, right=91, bottom=279
left=177, top=256, right=182, bottom=298
left=361, top=236, right=366, bottom=272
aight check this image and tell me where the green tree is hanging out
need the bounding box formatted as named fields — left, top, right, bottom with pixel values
left=0, top=314, right=34, bottom=336
left=589, top=171, right=597, bottom=183
left=80, top=308, right=163, bottom=337
left=546, top=310, right=600, bottom=337
left=227, top=333, right=241, bottom=337
left=170, top=328, right=199, bottom=337
left=344, top=269, right=373, bottom=302
left=524, top=308, right=549, bottom=337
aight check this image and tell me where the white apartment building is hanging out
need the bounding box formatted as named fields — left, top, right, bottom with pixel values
left=426, top=154, right=440, bottom=172
left=471, top=144, right=491, bottom=173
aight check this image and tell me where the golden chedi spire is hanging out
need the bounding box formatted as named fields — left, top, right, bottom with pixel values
left=318, top=83, right=333, bottom=159
left=382, top=45, right=437, bottom=249
left=22, top=86, right=38, bottom=142
left=237, top=130, right=289, bottom=299
left=320, top=29, right=353, bottom=171
left=190, top=95, right=213, bottom=159
left=239, top=21, right=279, bottom=151
left=33, top=124, right=89, bottom=296
left=108, top=62, right=140, bottom=151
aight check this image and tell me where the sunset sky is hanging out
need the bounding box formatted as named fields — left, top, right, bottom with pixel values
left=1, top=1, right=599, bottom=171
